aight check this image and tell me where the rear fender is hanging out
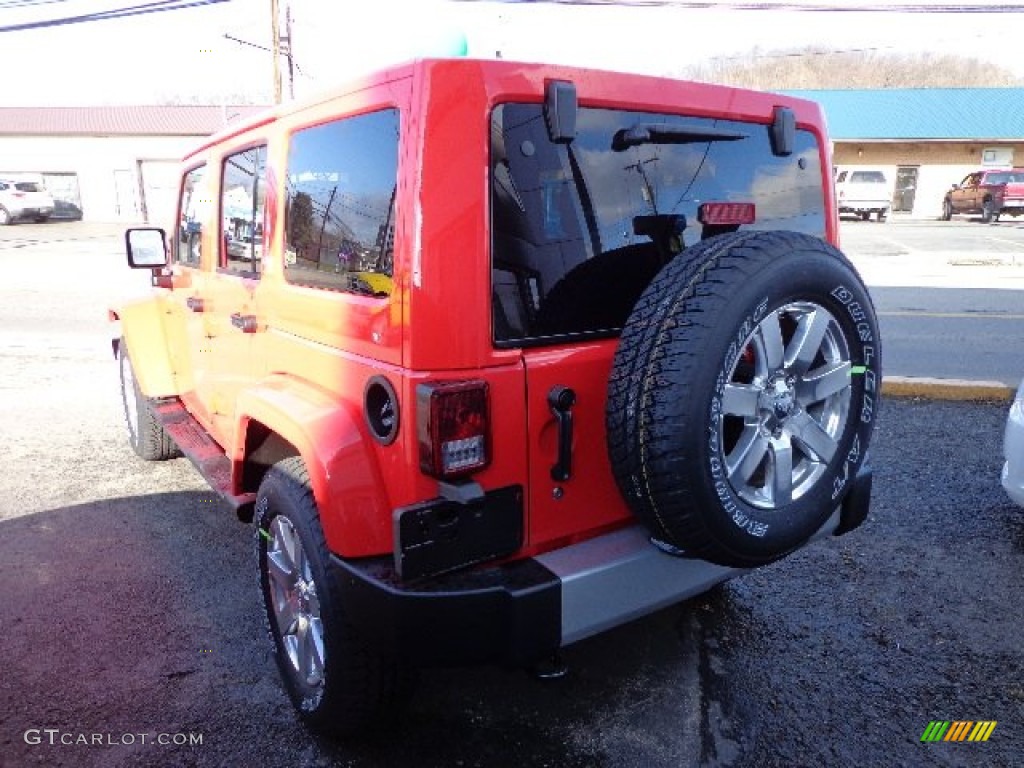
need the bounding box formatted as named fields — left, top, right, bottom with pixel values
left=112, top=297, right=179, bottom=397
left=235, top=375, right=388, bottom=558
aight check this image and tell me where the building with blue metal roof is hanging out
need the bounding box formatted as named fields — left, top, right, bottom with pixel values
left=786, top=88, right=1024, bottom=218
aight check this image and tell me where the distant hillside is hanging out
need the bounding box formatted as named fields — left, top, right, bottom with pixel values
left=681, top=48, right=1024, bottom=89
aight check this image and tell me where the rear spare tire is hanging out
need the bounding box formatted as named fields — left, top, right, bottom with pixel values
left=607, top=231, right=879, bottom=568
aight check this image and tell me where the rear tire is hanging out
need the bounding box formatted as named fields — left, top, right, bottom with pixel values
left=256, top=457, right=410, bottom=735
left=0, top=206, right=12, bottom=225
left=607, top=231, right=879, bottom=567
left=118, top=341, right=179, bottom=461
left=982, top=199, right=995, bottom=223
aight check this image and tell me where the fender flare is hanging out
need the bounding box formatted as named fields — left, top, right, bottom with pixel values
left=111, top=298, right=179, bottom=397
left=235, top=374, right=389, bottom=558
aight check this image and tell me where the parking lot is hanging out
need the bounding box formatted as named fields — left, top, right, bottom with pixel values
left=1, top=220, right=1022, bottom=767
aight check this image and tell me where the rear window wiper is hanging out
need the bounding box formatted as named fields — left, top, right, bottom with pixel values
left=612, top=123, right=747, bottom=151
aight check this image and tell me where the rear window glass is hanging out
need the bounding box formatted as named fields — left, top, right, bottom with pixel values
left=283, top=109, right=399, bottom=297
left=491, top=103, right=825, bottom=345
left=15, top=182, right=41, bottom=192
left=849, top=171, right=886, bottom=183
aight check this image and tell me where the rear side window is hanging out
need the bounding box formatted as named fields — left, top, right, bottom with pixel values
left=220, top=146, right=267, bottom=276
left=15, top=182, right=41, bottom=192
left=283, top=109, right=399, bottom=297
left=176, top=165, right=207, bottom=266
left=849, top=171, right=886, bottom=183
left=490, top=103, right=825, bottom=345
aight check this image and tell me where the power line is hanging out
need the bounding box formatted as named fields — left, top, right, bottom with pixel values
left=0, top=0, right=75, bottom=10
left=223, top=32, right=309, bottom=76
left=0, top=0, right=230, bottom=34
left=454, top=1, right=1024, bottom=11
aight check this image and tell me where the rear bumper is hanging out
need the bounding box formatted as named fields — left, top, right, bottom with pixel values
left=838, top=202, right=890, bottom=213
left=333, top=464, right=872, bottom=668
left=10, top=205, right=53, bottom=219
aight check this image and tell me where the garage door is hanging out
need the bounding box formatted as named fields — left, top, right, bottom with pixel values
left=139, top=161, right=180, bottom=228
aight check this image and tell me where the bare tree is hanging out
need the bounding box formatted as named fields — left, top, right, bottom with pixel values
left=682, top=48, right=1024, bottom=89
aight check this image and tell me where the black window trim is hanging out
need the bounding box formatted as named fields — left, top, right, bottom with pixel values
left=176, top=161, right=208, bottom=268
left=217, top=141, right=268, bottom=280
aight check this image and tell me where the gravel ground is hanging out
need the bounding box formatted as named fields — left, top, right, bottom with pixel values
left=692, top=398, right=1024, bottom=767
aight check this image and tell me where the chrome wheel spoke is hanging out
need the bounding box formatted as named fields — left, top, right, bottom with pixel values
left=789, top=410, right=838, bottom=463
left=753, top=313, right=785, bottom=372
left=727, top=428, right=770, bottom=485
left=769, top=435, right=794, bottom=506
left=797, top=360, right=851, bottom=406
left=304, top=617, right=325, bottom=684
left=786, top=309, right=830, bottom=376
left=275, top=596, right=299, bottom=635
left=266, top=548, right=295, bottom=590
left=722, top=383, right=762, bottom=419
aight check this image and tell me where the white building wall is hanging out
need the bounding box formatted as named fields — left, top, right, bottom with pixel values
left=0, top=134, right=200, bottom=223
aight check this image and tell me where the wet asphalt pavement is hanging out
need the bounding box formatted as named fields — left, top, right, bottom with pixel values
left=1, top=224, right=1023, bottom=767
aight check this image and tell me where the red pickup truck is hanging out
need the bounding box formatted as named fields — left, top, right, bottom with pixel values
left=942, top=168, right=1024, bottom=223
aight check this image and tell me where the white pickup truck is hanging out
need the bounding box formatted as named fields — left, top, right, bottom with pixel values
left=835, top=169, right=890, bottom=222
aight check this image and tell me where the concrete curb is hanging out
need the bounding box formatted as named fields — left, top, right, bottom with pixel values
left=882, top=376, right=1016, bottom=402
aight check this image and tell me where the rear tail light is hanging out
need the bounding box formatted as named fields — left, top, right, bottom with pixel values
left=698, top=201, right=756, bottom=226
left=417, top=380, right=490, bottom=479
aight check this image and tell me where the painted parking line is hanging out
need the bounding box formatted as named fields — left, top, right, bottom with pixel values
left=877, top=310, right=1024, bottom=320
left=986, top=236, right=1024, bottom=249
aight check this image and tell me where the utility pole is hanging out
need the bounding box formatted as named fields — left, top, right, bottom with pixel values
left=282, top=4, right=295, bottom=100
left=270, top=0, right=282, bottom=104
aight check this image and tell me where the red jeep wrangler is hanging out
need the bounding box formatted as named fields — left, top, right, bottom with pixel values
left=114, top=59, right=879, bottom=733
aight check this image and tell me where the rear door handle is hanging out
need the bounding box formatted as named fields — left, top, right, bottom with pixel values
left=231, top=313, right=258, bottom=333
left=186, top=296, right=205, bottom=312
left=548, top=385, right=576, bottom=482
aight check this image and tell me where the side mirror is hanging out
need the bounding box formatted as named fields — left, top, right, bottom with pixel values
left=950, top=183, right=959, bottom=190
left=125, top=227, right=168, bottom=268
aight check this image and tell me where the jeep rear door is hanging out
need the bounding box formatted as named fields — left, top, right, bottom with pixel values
left=199, top=143, right=268, bottom=443
left=490, top=101, right=828, bottom=550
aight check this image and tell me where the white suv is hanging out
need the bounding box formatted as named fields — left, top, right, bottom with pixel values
left=0, top=179, right=55, bottom=224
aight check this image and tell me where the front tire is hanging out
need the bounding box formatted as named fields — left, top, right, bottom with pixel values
left=255, top=458, right=408, bottom=734
left=607, top=231, right=879, bottom=568
left=118, top=341, right=179, bottom=460
left=941, top=199, right=953, bottom=221
left=0, top=206, right=12, bottom=225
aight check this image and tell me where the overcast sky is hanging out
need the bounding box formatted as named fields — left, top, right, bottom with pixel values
left=1, top=0, right=1023, bottom=105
